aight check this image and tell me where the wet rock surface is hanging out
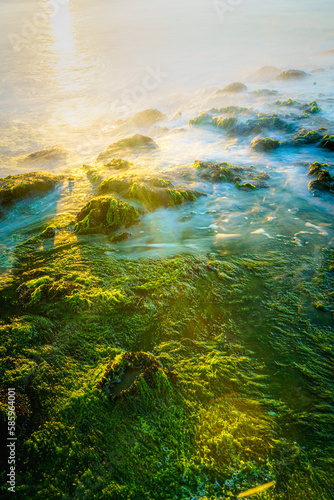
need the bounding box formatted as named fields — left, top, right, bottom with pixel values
left=192, top=160, right=270, bottom=188
left=251, top=138, right=281, bottom=152
left=0, top=171, right=63, bottom=206
left=98, top=174, right=206, bottom=210
left=308, top=162, right=334, bottom=194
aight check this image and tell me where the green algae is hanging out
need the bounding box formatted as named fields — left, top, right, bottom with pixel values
left=0, top=171, right=63, bottom=206
left=1, top=213, right=334, bottom=498
left=98, top=175, right=204, bottom=210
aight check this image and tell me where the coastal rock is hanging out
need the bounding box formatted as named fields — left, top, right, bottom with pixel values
left=97, top=134, right=158, bottom=163
left=275, top=69, right=308, bottom=80
left=250, top=89, right=279, bottom=96
left=252, top=66, right=281, bottom=82
left=228, top=115, right=292, bottom=137
left=117, top=109, right=165, bottom=128
left=218, top=82, right=248, bottom=93
left=293, top=128, right=326, bottom=146
left=321, top=135, right=334, bottom=152
left=192, top=160, right=269, bottom=188
left=308, top=163, right=334, bottom=193
left=98, top=351, right=178, bottom=403
left=74, top=196, right=140, bottom=235
left=19, top=145, right=79, bottom=168
left=98, top=175, right=205, bottom=210
left=0, top=171, right=63, bottom=206
left=251, top=138, right=281, bottom=152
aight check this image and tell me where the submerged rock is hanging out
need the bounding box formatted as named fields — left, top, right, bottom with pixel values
left=98, top=351, right=177, bottom=403
left=0, top=171, right=63, bottom=206
left=74, top=196, right=140, bottom=235
left=218, top=82, right=248, bottom=93
left=251, top=138, right=281, bottom=152
left=275, top=69, right=308, bottom=80
left=97, top=134, right=158, bottom=163
left=98, top=175, right=205, bottom=210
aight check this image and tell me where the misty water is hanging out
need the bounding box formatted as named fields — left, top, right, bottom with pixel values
left=1, top=0, right=334, bottom=264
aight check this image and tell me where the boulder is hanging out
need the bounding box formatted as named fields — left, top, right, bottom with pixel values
left=0, top=171, right=63, bottom=206
left=74, top=196, right=140, bottom=235
left=251, top=138, right=281, bottom=152
left=98, top=175, right=205, bottom=210
left=218, top=82, right=248, bottom=93
left=275, top=69, right=308, bottom=80
left=97, top=134, right=158, bottom=163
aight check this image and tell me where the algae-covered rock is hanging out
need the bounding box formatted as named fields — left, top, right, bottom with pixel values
left=103, top=159, right=134, bottom=170
left=251, top=138, right=281, bottom=152
left=218, top=82, right=248, bottom=93
left=98, top=351, right=177, bottom=402
left=189, top=113, right=213, bottom=127
left=192, top=160, right=269, bottom=188
left=97, top=134, right=158, bottom=163
left=74, top=196, right=140, bottom=235
left=228, top=115, right=292, bottom=137
left=250, top=89, right=279, bottom=96
left=275, top=99, right=321, bottom=114
left=293, top=128, right=326, bottom=146
left=98, top=175, right=205, bottom=210
left=0, top=171, right=63, bottom=206
left=321, top=135, right=334, bottom=151
left=275, top=69, right=308, bottom=80
left=212, top=116, right=238, bottom=131
left=308, top=163, right=334, bottom=194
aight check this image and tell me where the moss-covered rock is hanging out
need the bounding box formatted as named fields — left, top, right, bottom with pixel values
left=74, top=196, right=140, bottom=235
left=97, top=134, right=158, bottom=163
left=0, top=171, right=63, bottom=206
left=98, top=175, right=205, bottom=210
left=98, top=351, right=177, bottom=402
left=251, top=138, right=281, bottom=152
left=275, top=69, right=308, bottom=80
left=218, top=82, right=248, bottom=93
